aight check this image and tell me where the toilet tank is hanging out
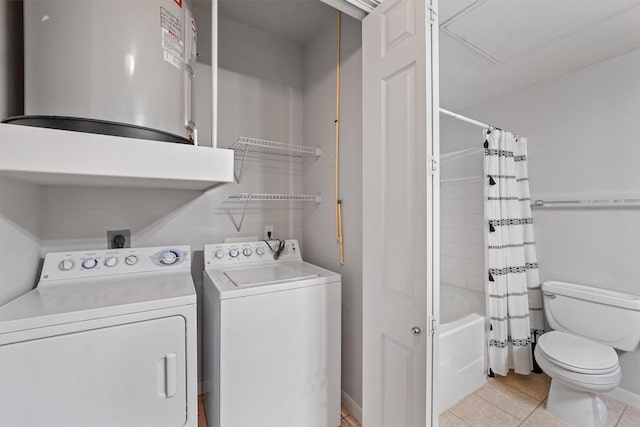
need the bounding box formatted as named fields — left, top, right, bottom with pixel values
left=542, top=281, right=640, bottom=351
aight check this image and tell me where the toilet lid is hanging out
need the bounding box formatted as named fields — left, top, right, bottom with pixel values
left=537, top=331, right=619, bottom=373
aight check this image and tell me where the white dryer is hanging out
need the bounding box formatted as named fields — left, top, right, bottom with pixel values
left=202, top=240, right=341, bottom=427
left=0, top=246, right=197, bottom=427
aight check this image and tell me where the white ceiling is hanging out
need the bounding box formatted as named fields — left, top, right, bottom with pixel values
left=215, top=0, right=336, bottom=46
left=193, top=0, right=640, bottom=109
left=440, top=0, right=640, bottom=110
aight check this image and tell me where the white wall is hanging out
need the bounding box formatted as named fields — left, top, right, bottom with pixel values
left=0, top=0, right=22, bottom=119
left=302, top=15, right=363, bottom=412
left=0, top=0, right=42, bottom=306
left=0, top=177, right=42, bottom=305
left=40, top=14, right=306, bottom=387
left=441, top=49, right=640, bottom=396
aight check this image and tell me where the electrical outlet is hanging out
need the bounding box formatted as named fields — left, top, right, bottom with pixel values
left=107, top=229, right=131, bottom=249
left=264, top=225, right=274, bottom=240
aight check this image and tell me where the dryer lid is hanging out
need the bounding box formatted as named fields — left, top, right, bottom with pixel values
left=0, top=271, right=196, bottom=335
left=537, top=331, right=619, bottom=373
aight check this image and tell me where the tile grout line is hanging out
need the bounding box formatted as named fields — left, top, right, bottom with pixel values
left=453, top=393, right=521, bottom=425
left=488, top=378, right=547, bottom=414
left=518, top=399, right=546, bottom=426
left=472, top=388, right=539, bottom=424
left=494, top=377, right=549, bottom=402
left=615, top=405, right=628, bottom=427
left=449, top=410, right=471, bottom=426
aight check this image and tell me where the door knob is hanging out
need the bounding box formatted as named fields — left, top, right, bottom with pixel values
left=411, top=326, right=422, bottom=336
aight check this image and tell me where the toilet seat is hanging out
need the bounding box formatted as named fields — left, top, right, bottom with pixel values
left=535, top=331, right=622, bottom=393
left=536, top=331, right=619, bottom=374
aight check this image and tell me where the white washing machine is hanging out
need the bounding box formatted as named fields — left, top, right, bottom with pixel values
left=202, top=240, right=341, bottom=427
left=0, top=246, right=198, bottom=427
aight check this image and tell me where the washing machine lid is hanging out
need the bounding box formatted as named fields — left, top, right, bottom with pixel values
left=224, top=264, right=321, bottom=287
left=0, top=271, right=196, bottom=335
left=537, top=331, right=619, bottom=373
left=207, top=261, right=341, bottom=299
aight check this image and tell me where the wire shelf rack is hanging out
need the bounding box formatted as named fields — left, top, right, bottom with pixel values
left=231, top=137, right=321, bottom=157
left=228, top=193, right=321, bottom=203
left=231, top=137, right=321, bottom=183
left=227, top=193, right=321, bottom=232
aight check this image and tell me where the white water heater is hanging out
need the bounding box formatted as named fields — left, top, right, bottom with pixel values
left=11, top=0, right=198, bottom=144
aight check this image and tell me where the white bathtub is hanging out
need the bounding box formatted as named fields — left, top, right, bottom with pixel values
left=438, top=283, right=487, bottom=413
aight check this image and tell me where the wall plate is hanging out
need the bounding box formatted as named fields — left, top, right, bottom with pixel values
left=107, top=229, right=131, bottom=249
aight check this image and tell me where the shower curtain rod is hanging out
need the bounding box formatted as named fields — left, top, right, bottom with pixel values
left=439, top=108, right=490, bottom=128
left=439, top=108, right=520, bottom=137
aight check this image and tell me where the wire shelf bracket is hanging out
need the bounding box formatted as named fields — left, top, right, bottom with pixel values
left=231, top=137, right=322, bottom=183
left=227, top=193, right=322, bottom=232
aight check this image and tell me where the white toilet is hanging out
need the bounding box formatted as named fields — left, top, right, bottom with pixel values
left=535, top=281, right=640, bottom=427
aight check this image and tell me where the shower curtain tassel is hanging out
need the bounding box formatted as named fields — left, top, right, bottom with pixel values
left=489, top=176, right=496, bottom=185
left=489, top=222, right=496, bottom=232
left=483, top=139, right=489, bottom=148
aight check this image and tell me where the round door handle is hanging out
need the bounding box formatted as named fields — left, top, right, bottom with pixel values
left=411, top=326, right=422, bottom=336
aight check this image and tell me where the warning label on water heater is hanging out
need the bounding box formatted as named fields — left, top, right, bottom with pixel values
left=160, top=7, right=184, bottom=70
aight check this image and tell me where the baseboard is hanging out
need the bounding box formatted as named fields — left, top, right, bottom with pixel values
left=198, top=380, right=207, bottom=395
left=341, top=390, right=362, bottom=423
left=606, top=387, right=640, bottom=410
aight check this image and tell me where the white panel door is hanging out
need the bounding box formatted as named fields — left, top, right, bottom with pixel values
left=0, top=316, right=187, bottom=427
left=363, top=0, right=438, bottom=425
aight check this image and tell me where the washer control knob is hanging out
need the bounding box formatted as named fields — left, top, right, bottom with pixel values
left=243, top=248, right=253, bottom=257
left=229, top=249, right=239, bottom=258
left=58, top=259, right=74, bottom=271
left=124, top=255, right=138, bottom=266
left=256, top=247, right=265, bottom=256
left=160, top=251, right=179, bottom=265
left=215, top=249, right=225, bottom=259
left=81, top=258, right=98, bottom=269
left=104, top=256, right=118, bottom=267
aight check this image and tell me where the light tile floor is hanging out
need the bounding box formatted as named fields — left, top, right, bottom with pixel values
left=441, top=370, right=639, bottom=427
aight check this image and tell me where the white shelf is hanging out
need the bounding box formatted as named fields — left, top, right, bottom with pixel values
left=0, top=124, right=234, bottom=190
left=231, top=137, right=321, bottom=157
left=230, top=137, right=321, bottom=183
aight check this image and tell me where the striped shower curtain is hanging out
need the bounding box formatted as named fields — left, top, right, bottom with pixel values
left=484, top=129, right=544, bottom=376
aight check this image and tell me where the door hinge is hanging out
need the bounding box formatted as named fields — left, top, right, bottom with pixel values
left=429, top=315, right=438, bottom=335
left=428, top=4, right=438, bottom=25
left=428, top=156, right=438, bottom=175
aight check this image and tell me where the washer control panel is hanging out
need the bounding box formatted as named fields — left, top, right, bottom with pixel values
left=41, top=245, right=191, bottom=282
left=204, top=240, right=301, bottom=267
